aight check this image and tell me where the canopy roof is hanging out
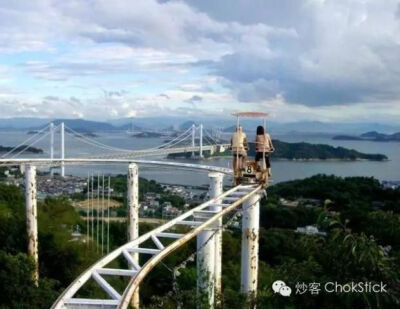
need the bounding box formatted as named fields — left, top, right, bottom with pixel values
left=232, top=112, right=268, bottom=118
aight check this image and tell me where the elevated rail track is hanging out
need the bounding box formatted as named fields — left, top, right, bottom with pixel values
left=0, top=122, right=265, bottom=309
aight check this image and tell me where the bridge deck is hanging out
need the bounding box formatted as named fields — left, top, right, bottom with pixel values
left=0, top=158, right=232, bottom=175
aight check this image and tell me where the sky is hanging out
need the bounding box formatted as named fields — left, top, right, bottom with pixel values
left=0, top=0, right=400, bottom=123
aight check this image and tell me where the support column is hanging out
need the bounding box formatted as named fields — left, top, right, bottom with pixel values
left=197, top=229, right=215, bottom=308
left=199, top=124, right=203, bottom=158
left=50, top=122, right=54, bottom=176
left=240, top=193, right=261, bottom=302
left=208, top=172, right=224, bottom=302
left=25, top=165, right=38, bottom=286
left=60, top=122, right=65, bottom=177
left=127, top=163, right=139, bottom=308
left=192, top=124, right=196, bottom=158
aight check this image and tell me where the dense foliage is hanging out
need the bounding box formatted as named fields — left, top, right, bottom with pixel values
left=140, top=175, right=400, bottom=308
left=0, top=174, right=399, bottom=308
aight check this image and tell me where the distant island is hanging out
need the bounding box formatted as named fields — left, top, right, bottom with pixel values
left=133, top=132, right=163, bottom=138
left=73, top=132, right=97, bottom=138
left=27, top=130, right=45, bottom=135
left=168, top=140, right=388, bottom=161
left=270, top=140, right=387, bottom=161
left=28, top=129, right=97, bottom=138
left=333, top=131, right=400, bottom=142
left=0, top=145, right=43, bottom=154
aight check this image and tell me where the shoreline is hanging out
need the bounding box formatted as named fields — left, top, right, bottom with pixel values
left=170, top=155, right=389, bottom=162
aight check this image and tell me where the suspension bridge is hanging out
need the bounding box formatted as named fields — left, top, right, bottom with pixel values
left=0, top=122, right=228, bottom=175
left=0, top=122, right=265, bottom=309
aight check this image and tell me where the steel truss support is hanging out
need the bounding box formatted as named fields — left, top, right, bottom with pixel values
left=240, top=193, right=261, bottom=303
left=25, top=164, right=39, bottom=285
left=52, top=184, right=262, bottom=309
left=127, top=163, right=139, bottom=308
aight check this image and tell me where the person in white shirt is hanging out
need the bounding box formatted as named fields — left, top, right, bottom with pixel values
left=230, top=125, right=248, bottom=174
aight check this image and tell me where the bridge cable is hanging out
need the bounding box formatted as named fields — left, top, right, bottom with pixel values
left=0, top=123, right=53, bottom=158
left=203, top=135, right=216, bottom=146
left=65, top=125, right=194, bottom=154
left=203, top=129, right=219, bottom=145
left=0, top=124, right=53, bottom=165
left=144, top=127, right=193, bottom=150
left=88, top=132, right=194, bottom=160
left=7, top=128, right=52, bottom=161
left=65, top=125, right=138, bottom=152
left=66, top=124, right=192, bottom=151
left=157, top=132, right=192, bottom=149
left=64, top=127, right=131, bottom=153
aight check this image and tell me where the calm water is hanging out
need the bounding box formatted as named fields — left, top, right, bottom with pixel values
left=0, top=131, right=398, bottom=186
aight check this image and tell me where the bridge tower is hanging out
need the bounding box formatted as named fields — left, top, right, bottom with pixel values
left=192, top=124, right=196, bottom=158
left=50, top=122, right=54, bottom=176
left=50, top=122, right=54, bottom=160
left=199, top=124, right=203, bottom=158
left=60, top=122, right=65, bottom=177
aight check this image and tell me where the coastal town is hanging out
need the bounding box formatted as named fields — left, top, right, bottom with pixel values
left=0, top=169, right=210, bottom=219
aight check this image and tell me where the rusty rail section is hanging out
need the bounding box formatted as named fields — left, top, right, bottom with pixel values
left=52, top=184, right=262, bottom=309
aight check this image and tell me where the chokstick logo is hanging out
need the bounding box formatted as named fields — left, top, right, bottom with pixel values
left=272, top=280, right=292, bottom=297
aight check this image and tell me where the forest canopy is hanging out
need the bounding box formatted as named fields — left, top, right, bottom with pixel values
left=0, top=175, right=399, bottom=308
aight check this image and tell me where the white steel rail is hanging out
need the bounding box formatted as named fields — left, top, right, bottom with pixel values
left=52, top=184, right=262, bottom=309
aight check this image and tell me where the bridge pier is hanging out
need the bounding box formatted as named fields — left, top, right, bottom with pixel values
left=208, top=172, right=224, bottom=302
left=240, top=192, right=261, bottom=304
left=127, top=163, right=140, bottom=308
left=25, top=165, right=39, bottom=286
left=197, top=228, right=215, bottom=308
left=196, top=172, right=224, bottom=308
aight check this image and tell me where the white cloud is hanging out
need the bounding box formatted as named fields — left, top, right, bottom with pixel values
left=212, top=0, right=400, bottom=107
left=0, top=0, right=399, bottom=122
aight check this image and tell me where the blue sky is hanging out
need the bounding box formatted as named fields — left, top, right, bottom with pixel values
left=0, top=0, right=400, bottom=123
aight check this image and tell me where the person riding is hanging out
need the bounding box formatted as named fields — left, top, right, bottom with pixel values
left=231, top=125, right=248, bottom=175
left=255, top=125, right=274, bottom=177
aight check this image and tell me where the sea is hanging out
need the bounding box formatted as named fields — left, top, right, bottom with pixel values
left=0, top=131, right=399, bottom=187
